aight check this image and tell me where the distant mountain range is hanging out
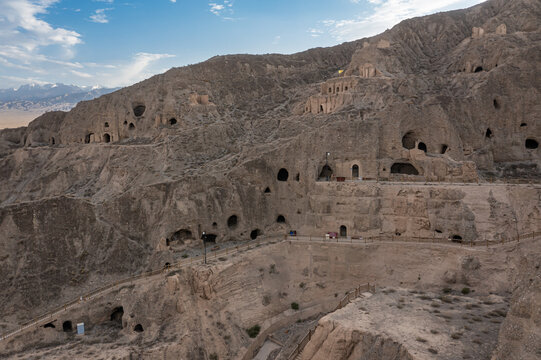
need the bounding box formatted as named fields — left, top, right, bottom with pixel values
left=0, top=83, right=118, bottom=114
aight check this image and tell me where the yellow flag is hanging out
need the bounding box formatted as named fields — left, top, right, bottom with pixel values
left=338, top=69, right=344, bottom=74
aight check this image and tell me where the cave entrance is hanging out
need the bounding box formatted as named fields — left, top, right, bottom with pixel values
left=110, top=307, right=124, bottom=327
left=277, top=168, right=289, bottom=181
left=250, top=229, right=261, bottom=240
left=352, top=164, right=359, bottom=178
left=103, top=133, right=111, bottom=143
left=320, top=105, right=324, bottom=113
left=44, top=322, right=55, bottom=329
left=264, top=187, right=271, bottom=193
left=525, top=139, right=538, bottom=149
left=474, top=66, right=483, bottom=73
left=170, top=229, right=193, bottom=245
left=169, top=118, right=177, bottom=125
left=340, top=225, right=347, bottom=237
left=63, top=321, right=72, bottom=332
left=134, top=324, right=144, bottom=332
left=85, top=133, right=93, bottom=144
left=318, top=165, right=333, bottom=181
left=451, top=235, right=463, bottom=243
left=276, top=215, right=286, bottom=223
left=418, top=142, right=427, bottom=152
left=485, top=128, right=493, bottom=138
left=390, top=163, right=419, bottom=175
left=227, top=215, right=238, bottom=229
left=104, top=122, right=109, bottom=128
left=402, top=131, right=416, bottom=150
left=50, top=137, right=55, bottom=145
left=133, top=105, right=146, bottom=117
left=129, top=123, right=135, bottom=130
left=441, top=145, right=448, bottom=154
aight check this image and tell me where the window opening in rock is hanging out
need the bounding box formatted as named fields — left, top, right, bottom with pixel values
left=485, top=128, right=493, bottom=138
left=340, top=225, right=347, bottom=237
left=520, top=123, right=527, bottom=127
left=134, top=324, right=144, bottom=332
left=63, top=321, right=72, bottom=332
left=50, top=137, right=55, bottom=145
left=133, top=105, right=146, bottom=117
left=277, top=168, right=289, bottom=181
left=474, top=66, right=483, bottom=73
left=352, top=164, right=359, bottom=178
left=129, top=123, right=135, bottom=130
left=336, top=87, right=340, bottom=92
left=440, top=145, right=448, bottom=154
left=110, top=307, right=124, bottom=327
left=390, top=163, right=419, bottom=175
left=212, top=222, right=217, bottom=228
left=264, top=187, right=271, bottom=193
left=103, top=133, right=111, bottom=143
left=85, top=133, right=93, bottom=144
left=435, top=229, right=443, bottom=234
left=123, top=121, right=128, bottom=125
left=295, top=173, right=300, bottom=182
left=44, top=322, right=55, bottom=328
left=493, top=99, right=500, bottom=109
left=328, top=87, right=332, bottom=93
left=345, top=86, right=348, bottom=91
left=276, top=215, right=286, bottom=223
left=418, top=142, right=427, bottom=152
left=320, top=105, right=324, bottom=113
left=104, top=122, right=109, bottom=127
left=250, top=229, right=261, bottom=240
left=227, top=215, right=238, bottom=229
left=451, top=235, right=463, bottom=243
left=318, top=165, right=333, bottom=180
left=402, top=131, right=416, bottom=150
left=525, top=139, right=539, bottom=149
left=169, top=118, right=177, bottom=125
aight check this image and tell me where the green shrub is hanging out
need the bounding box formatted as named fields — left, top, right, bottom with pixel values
left=181, top=254, right=189, bottom=258
left=246, top=325, right=261, bottom=338
left=291, top=302, right=299, bottom=310
left=461, top=287, right=470, bottom=295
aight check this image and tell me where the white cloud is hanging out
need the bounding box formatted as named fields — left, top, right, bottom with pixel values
left=170, top=0, right=176, bottom=2
left=321, top=0, right=485, bottom=42
left=70, top=70, right=93, bottom=78
left=90, top=8, right=112, bottom=23
left=308, top=28, right=323, bottom=38
left=101, top=52, right=175, bottom=87
left=209, top=1, right=234, bottom=18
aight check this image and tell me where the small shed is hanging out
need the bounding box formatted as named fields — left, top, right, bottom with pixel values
left=77, top=323, right=85, bottom=335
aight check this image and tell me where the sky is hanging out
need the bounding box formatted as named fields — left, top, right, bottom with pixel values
left=0, top=0, right=486, bottom=89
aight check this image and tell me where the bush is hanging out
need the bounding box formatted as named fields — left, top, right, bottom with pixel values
left=181, top=254, right=189, bottom=258
left=246, top=325, right=261, bottom=338
left=442, top=287, right=452, bottom=294
left=299, top=282, right=306, bottom=289
left=291, top=302, right=299, bottom=310
left=461, top=287, right=470, bottom=295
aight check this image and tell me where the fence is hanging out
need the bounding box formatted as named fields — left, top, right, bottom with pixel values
left=0, top=237, right=275, bottom=342
left=287, top=283, right=375, bottom=360
left=285, top=230, right=539, bottom=249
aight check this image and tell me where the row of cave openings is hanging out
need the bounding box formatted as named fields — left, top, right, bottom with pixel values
left=43, top=306, right=144, bottom=334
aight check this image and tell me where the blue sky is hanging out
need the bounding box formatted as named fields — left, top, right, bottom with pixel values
left=0, top=0, right=485, bottom=89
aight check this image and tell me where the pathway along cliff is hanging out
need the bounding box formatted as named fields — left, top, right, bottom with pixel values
left=0, top=0, right=540, bottom=359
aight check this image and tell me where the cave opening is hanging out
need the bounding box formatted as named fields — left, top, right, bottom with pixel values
left=264, top=187, right=271, bottom=193
left=110, top=307, right=124, bottom=327
left=63, top=321, right=72, bottom=332
left=227, top=215, right=238, bottom=229
left=134, top=324, right=144, bottom=333
left=84, top=133, right=93, bottom=144
left=485, top=128, right=493, bottom=138
left=320, top=105, right=324, bottom=113
left=44, top=322, right=55, bottom=329
left=418, top=142, right=427, bottom=152
left=440, top=144, right=448, bottom=154
left=277, top=168, right=289, bottom=181
left=104, top=122, right=109, bottom=128
left=402, top=131, right=416, bottom=150
left=170, top=229, right=193, bottom=244
left=103, top=133, right=111, bottom=143
left=493, top=99, right=500, bottom=109
left=129, top=123, right=135, bottom=130
left=451, top=235, right=463, bottom=243
left=50, top=137, right=55, bottom=145
left=169, top=118, right=177, bottom=125
left=133, top=105, right=146, bottom=117
left=390, top=163, right=419, bottom=175
left=250, top=229, right=261, bottom=240
left=340, top=225, right=347, bottom=237
left=520, top=123, right=527, bottom=127
left=318, top=165, right=333, bottom=180
left=525, top=139, right=539, bottom=149
left=295, top=173, right=300, bottom=182
left=352, top=164, right=359, bottom=178
left=276, top=215, right=286, bottom=223
left=474, top=66, right=483, bottom=73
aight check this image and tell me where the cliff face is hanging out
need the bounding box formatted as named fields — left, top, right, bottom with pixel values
left=0, top=0, right=539, bottom=348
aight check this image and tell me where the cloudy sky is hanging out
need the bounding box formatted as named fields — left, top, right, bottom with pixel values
left=0, top=0, right=486, bottom=89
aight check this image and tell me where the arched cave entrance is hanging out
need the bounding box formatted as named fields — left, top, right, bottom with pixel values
left=474, top=66, right=483, bottom=73
left=402, top=131, right=416, bottom=150
left=418, top=142, right=427, bottom=153
left=340, top=225, right=347, bottom=237
left=104, top=122, right=109, bottom=128
left=318, top=165, right=333, bottom=180
left=295, top=173, right=300, bottom=182
left=123, top=121, right=128, bottom=125
left=103, top=133, right=111, bottom=143
left=320, top=105, right=324, bottom=113
left=276, top=215, right=286, bottom=223
left=277, top=168, right=289, bottom=181
left=227, top=215, right=238, bottom=229
left=62, top=321, right=72, bottom=332
left=170, top=229, right=193, bottom=245
left=129, top=123, right=135, bottom=130
left=493, top=99, right=500, bottom=109
left=50, top=137, right=55, bottom=145
left=390, top=163, right=419, bottom=175
left=525, top=139, right=539, bottom=149
left=169, top=118, right=177, bottom=125
left=85, top=133, right=93, bottom=144
left=250, top=229, right=261, bottom=240
left=44, top=322, right=55, bottom=328
left=110, top=307, right=124, bottom=327
left=134, top=324, right=144, bottom=333
left=451, top=235, right=463, bottom=243
left=352, top=164, right=359, bottom=178
left=485, top=128, right=493, bottom=138
left=440, top=145, right=448, bottom=154
left=264, top=187, right=271, bottom=193
left=520, top=123, right=527, bottom=127
left=133, top=104, right=146, bottom=117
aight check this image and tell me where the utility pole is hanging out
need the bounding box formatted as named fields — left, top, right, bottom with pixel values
left=201, top=231, right=207, bottom=264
